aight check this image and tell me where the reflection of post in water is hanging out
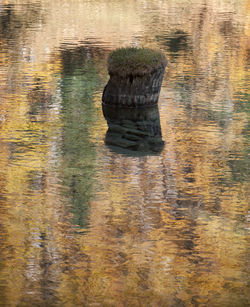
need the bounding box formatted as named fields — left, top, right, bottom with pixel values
left=102, top=104, right=164, bottom=155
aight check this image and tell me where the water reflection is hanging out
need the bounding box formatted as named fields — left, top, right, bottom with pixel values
left=0, top=3, right=43, bottom=42
left=103, top=104, right=164, bottom=156
left=156, top=30, right=190, bottom=54
left=59, top=45, right=104, bottom=228
left=0, top=0, right=249, bottom=305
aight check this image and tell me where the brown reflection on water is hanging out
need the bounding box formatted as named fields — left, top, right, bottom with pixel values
left=0, top=0, right=249, bottom=306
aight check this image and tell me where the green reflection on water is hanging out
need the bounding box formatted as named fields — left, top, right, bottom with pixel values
left=59, top=46, right=102, bottom=228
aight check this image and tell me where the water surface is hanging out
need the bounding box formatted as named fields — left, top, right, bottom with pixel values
left=0, top=0, right=249, bottom=306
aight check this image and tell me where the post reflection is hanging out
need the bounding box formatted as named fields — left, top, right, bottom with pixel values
left=102, top=104, right=164, bottom=156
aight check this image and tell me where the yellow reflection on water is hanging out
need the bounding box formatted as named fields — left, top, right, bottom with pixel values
left=0, top=0, right=249, bottom=306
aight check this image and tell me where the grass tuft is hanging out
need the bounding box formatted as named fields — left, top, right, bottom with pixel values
left=108, top=47, right=167, bottom=77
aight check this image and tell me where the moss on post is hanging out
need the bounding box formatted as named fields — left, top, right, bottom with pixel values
left=108, top=47, right=167, bottom=77
left=102, top=47, right=167, bottom=107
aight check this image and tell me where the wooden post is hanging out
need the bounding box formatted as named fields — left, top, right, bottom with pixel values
left=102, top=47, right=167, bottom=107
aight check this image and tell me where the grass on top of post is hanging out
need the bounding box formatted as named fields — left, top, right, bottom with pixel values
left=108, top=47, right=167, bottom=77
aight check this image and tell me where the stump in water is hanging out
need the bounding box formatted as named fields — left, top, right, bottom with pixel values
left=103, top=104, right=164, bottom=156
left=102, top=47, right=167, bottom=107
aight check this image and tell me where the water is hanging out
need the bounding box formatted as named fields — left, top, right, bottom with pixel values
left=0, top=0, right=249, bottom=306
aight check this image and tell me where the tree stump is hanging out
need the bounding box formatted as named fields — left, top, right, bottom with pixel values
left=102, top=47, right=167, bottom=107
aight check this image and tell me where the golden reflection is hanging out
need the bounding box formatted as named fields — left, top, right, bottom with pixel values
left=0, top=0, right=249, bottom=306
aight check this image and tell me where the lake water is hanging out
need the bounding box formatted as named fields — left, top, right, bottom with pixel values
left=0, top=0, right=249, bottom=306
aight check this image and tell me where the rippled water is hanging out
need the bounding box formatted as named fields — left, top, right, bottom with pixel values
left=0, top=0, right=249, bottom=306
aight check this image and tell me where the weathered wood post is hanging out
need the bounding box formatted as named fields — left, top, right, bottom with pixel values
left=102, top=47, right=167, bottom=107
